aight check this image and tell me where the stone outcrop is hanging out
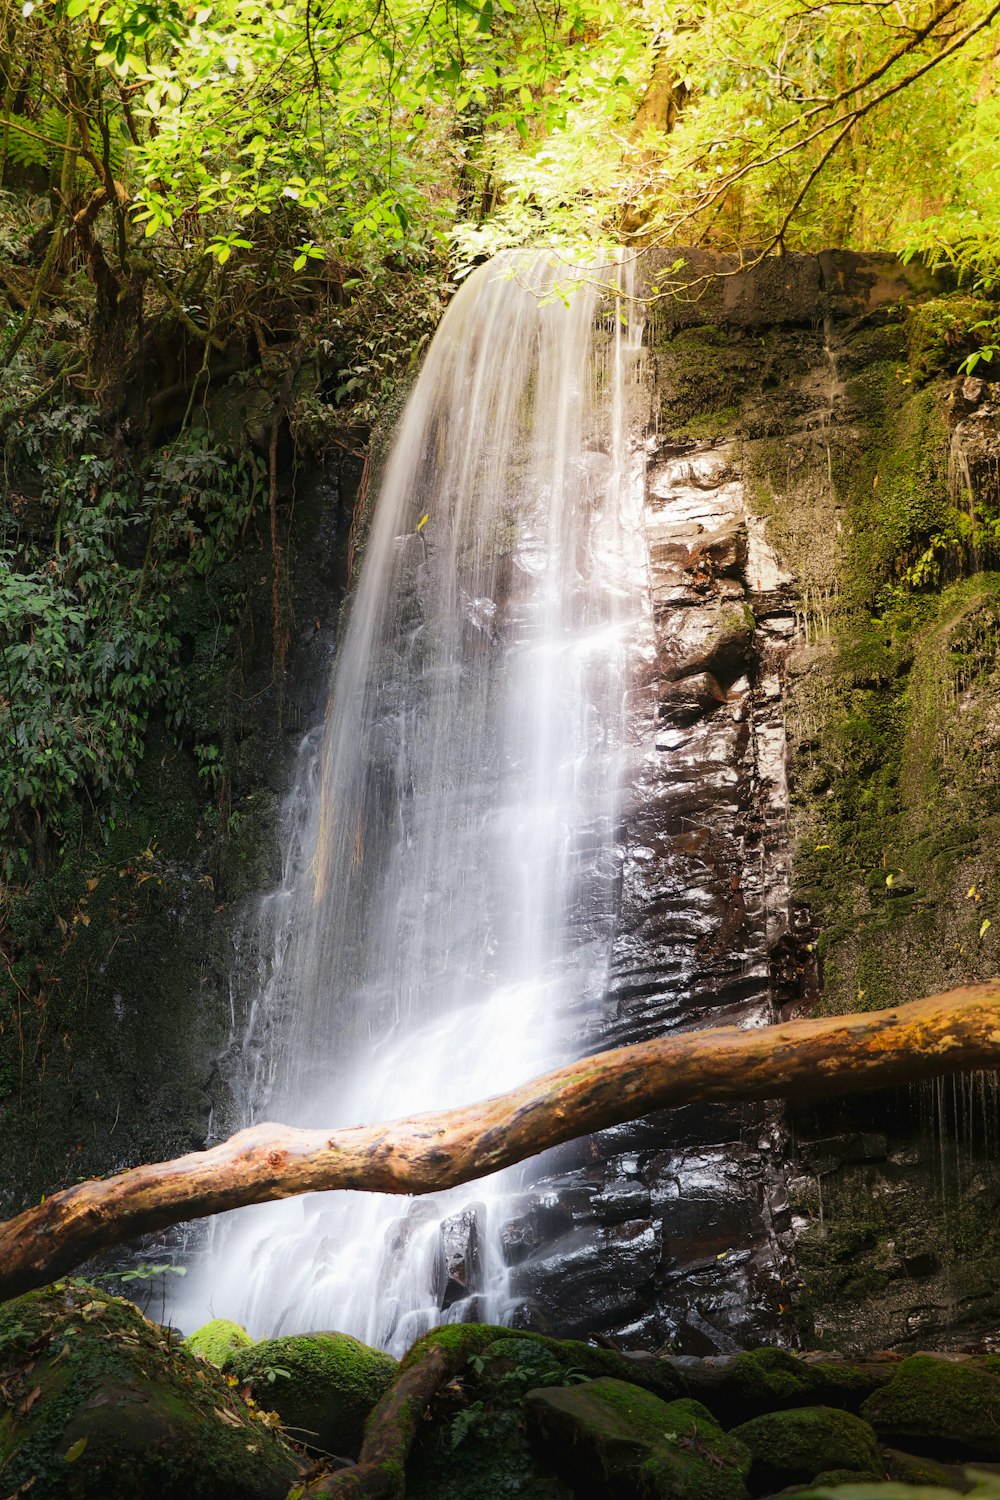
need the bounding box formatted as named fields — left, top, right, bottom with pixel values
left=492, top=254, right=1000, bottom=1361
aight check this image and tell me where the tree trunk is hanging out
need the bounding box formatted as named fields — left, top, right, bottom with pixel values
left=620, top=45, right=690, bottom=238
left=1, top=983, right=999, bottom=1304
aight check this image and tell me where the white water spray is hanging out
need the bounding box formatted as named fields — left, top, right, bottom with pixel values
left=180, top=252, right=648, bottom=1353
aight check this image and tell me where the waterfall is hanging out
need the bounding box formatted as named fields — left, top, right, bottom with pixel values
left=180, top=251, right=648, bottom=1354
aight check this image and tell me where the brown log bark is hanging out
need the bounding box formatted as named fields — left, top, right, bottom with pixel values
left=1, top=984, right=999, bottom=1305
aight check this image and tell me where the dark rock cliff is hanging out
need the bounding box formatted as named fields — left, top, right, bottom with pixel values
left=497, top=251, right=1000, bottom=1356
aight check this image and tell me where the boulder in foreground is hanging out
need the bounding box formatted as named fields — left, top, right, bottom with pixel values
left=0, top=1283, right=299, bottom=1500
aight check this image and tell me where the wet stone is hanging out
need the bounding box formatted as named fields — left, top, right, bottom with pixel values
left=592, top=1178, right=653, bottom=1224
left=658, top=672, right=730, bottom=726
left=438, top=1202, right=486, bottom=1308
left=509, top=1220, right=662, bottom=1335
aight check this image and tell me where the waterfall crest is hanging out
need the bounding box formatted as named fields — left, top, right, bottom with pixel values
left=183, top=251, right=648, bottom=1353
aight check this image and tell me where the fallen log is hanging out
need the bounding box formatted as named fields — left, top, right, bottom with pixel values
left=1, top=982, right=999, bottom=1303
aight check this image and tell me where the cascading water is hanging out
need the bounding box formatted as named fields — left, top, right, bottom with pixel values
left=180, top=251, right=648, bottom=1354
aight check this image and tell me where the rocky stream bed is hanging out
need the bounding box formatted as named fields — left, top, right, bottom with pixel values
left=4, top=1281, right=1000, bottom=1499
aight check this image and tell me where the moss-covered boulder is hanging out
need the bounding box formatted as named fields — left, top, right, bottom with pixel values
left=809, top=1470, right=887, bottom=1487
left=403, top=1326, right=686, bottom=1500
left=731, top=1405, right=883, bottom=1487
left=861, top=1354, right=1000, bottom=1457
left=185, top=1318, right=255, bottom=1367
left=224, top=1330, right=396, bottom=1457
left=674, top=1347, right=894, bottom=1421
left=525, top=1379, right=751, bottom=1500
left=0, top=1283, right=300, bottom=1500
left=473, top=1332, right=686, bottom=1403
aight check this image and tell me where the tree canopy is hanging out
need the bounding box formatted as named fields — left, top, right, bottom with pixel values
left=3, top=0, right=1000, bottom=304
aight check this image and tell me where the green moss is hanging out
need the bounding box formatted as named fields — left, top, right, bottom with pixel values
left=650, top=323, right=821, bottom=439
left=726, top=1347, right=814, bottom=1403
left=405, top=1331, right=574, bottom=1500
left=0, top=1283, right=299, bottom=1499
left=731, top=1406, right=883, bottom=1485
left=405, top=1326, right=693, bottom=1499
left=399, top=1323, right=508, bottom=1373
left=525, top=1381, right=751, bottom=1500
left=684, top=404, right=741, bottom=439
left=810, top=1471, right=889, bottom=1487
left=905, top=294, right=998, bottom=381
left=224, top=1330, right=397, bottom=1457
left=790, top=571, right=1000, bottom=1016
left=185, top=1319, right=255, bottom=1367
left=861, top=1354, right=1000, bottom=1456
left=766, top=314, right=1000, bottom=1020
left=886, top=1448, right=972, bottom=1487
left=837, top=377, right=951, bottom=611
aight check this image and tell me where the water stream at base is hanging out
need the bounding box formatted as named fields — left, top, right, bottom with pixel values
left=176, top=251, right=649, bottom=1353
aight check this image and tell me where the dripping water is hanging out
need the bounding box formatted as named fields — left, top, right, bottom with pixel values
left=175, top=251, right=649, bottom=1352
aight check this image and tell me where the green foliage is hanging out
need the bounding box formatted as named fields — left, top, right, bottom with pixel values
left=0, top=422, right=265, bottom=864
left=4, top=0, right=1000, bottom=330
left=906, top=296, right=1000, bottom=381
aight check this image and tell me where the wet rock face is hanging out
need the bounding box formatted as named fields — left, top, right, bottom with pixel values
left=503, top=366, right=807, bottom=1350
left=785, top=1091, right=1000, bottom=1355
left=439, top=1203, right=486, bottom=1308
left=497, top=255, right=1000, bottom=1361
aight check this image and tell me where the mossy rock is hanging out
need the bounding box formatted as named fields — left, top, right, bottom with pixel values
left=224, top=1330, right=397, bottom=1457
left=397, top=1325, right=684, bottom=1403
left=477, top=1332, right=686, bottom=1403
left=810, top=1470, right=887, bottom=1485
left=406, top=1333, right=575, bottom=1500
left=731, top=1405, right=883, bottom=1486
left=676, top=1347, right=893, bottom=1422
left=884, top=1447, right=974, bottom=1489
left=788, top=1470, right=895, bottom=1494
left=0, top=1283, right=299, bottom=1500
left=861, top=1354, right=1000, bottom=1457
left=185, top=1318, right=255, bottom=1367
left=526, top=1380, right=751, bottom=1500
left=405, top=1327, right=687, bottom=1500
left=729, top=1346, right=840, bottom=1404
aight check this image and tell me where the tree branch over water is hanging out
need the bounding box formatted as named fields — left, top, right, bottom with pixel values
left=2, top=983, right=1000, bottom=1304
